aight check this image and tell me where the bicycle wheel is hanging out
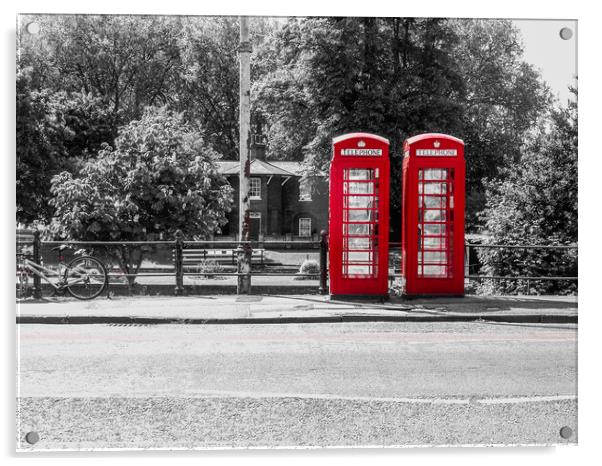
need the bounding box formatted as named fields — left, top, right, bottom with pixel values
left=64, top=256, right=108, bottom=300
left=16, top=271, right=30, bottom=301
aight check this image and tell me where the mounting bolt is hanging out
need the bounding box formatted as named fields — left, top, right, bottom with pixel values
left=25, top=431, right=39, bottom=444
left=26, top=22, right=40, bottom=35
left=559, top=426, right=573, bottom=439
left=559, top=27, right=573, bottom=40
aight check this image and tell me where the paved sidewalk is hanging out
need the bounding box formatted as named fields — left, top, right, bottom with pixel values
left=16, top=294, right=578, bottom=324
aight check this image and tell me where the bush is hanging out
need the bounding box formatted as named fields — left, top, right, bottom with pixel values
left=49, top=106, right=233, bottom=288
left=195, top=260, right=226, bottom=279
left=478, top=92, right=577, bottom=295
left=476, top=246, right=577, bottom=295
left=294, top=259, right=320, bottom=280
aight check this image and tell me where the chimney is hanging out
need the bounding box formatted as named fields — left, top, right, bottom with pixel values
left=250, top=133, right=267, bottom=161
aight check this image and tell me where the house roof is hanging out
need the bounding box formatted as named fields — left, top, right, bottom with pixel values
left=269, top=161, right=304, bottom=176
left=217, top=159, right=303, bottom=177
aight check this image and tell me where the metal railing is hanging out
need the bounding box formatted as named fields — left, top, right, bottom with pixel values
left=462, top=242, right=577, bottom=294
left=17, top=230, right=329, bottom=297
left=17, top=231, right=577, bottom=297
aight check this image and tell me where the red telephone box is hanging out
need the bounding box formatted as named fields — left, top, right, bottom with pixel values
left=329, top=133, right=390, bottom=297
left=401, top=133, right=465, bottom=296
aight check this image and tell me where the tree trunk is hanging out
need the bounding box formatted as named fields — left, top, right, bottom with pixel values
left=113, top=245, right=143, bottom=294
left=392, top=18, right=401, bottom=77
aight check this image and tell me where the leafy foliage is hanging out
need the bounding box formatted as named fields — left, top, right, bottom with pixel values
left=294, top=259, right=320, bottom=280
left=16, top=67, right=116, bottom=222
left=254, top=18, right=551, bottom=234
left=17, top=15, right=278, bottom=221
left=478, top=89, right=577, bottom=294
left=194, top=260, right=226, bottom=279
left=49, top=107, right=233, bottom=283
left=18, top=16, right=566, bottom=252
left=19, top=15, right=183, bottom=122
left=176, top=17, right=241, bottom=159
left=453, top=20, right=551, bottom=226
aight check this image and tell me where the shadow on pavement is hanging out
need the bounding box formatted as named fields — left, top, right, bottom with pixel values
left=389, top=295, right=577, bottom=312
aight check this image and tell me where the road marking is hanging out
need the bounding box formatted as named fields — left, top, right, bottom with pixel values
left=18, top=329, right=576, bottom=344
left=477, top=395, right=577, bottom=404
left=191, top=390, right=471, bottom=404
left=184, top=389, right=577, bottom=405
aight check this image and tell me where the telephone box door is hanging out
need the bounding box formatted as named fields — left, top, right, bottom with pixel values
left=329, top=133, right=390, bottom=297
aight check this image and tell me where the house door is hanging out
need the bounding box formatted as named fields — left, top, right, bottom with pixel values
left=249, top=212, right=261, bottom=240
left=269, top=209, right=279, bottom=235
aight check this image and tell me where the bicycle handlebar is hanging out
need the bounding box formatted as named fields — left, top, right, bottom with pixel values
left=51, top=245, right=71, bottom=252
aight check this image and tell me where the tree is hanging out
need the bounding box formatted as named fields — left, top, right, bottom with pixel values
left=17, top=16, right=282, bottom=223
left=253, top=18, right=551, bottom=235
left=17, top=15, right=285, bottom=221
left=478, top=89, right=577, bottom=294
left=452, top=19, right=551, bottom=227
left=19, top=14, right=183, bottom=123
left=18, top=15, right=553, bottom=237
left=175, top=17, right=280, bottom=160
left=49, top=107, right=233, bottom=287
left=17, top=67, right=57, bottom=222
left=16, top=67, right=116, bottom=223
left=176, top=17, right=240, bottom=159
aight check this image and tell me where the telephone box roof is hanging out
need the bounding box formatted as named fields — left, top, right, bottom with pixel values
left=405, top=133, right=464, bottom=145
left=332, top=133, right=389, bottom=145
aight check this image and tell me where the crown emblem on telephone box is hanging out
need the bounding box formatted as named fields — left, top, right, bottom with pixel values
left=433, top=140, right=441, bottom=148
left=357, top=140, right=366, bottom=147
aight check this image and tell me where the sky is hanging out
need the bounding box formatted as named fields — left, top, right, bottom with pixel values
left=513, top=19, right=577, bottom=105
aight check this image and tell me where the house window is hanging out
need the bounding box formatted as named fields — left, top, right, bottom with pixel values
left=299, top=178, right=312, bottom=201
left=249, top=178, right=261, bottom=199
left=299, top=217, right=312, bottom=237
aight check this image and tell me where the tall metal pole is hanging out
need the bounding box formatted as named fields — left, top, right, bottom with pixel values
left=237, top=16, right=252, bottom=294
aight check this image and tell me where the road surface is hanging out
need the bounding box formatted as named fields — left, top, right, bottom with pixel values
left=16, top=321, right=577, bottom=449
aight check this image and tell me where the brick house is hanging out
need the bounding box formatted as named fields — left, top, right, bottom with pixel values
left=215, top=138, right=328, bottom=241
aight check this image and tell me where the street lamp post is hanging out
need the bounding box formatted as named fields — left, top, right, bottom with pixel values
left=237, top=16, right=252, bottom=294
